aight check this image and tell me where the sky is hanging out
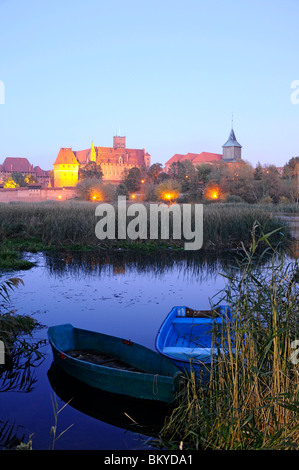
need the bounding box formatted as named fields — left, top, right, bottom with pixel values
left=0, top=0, right=299, bottom=171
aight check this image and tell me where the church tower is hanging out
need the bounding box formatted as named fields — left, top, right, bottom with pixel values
left=222, top=127, right=242, bottom=162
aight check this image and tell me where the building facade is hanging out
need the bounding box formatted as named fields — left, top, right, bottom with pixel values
left=165, top=127, right=243, bottom=171
left=53, top=136, right=151, bottom=188
left=0, top=157, right=50, bottom=186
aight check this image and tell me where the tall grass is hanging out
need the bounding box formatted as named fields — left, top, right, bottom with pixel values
left=157, top=227, right=299, bottom=450
left=0, top=201, right=291, bottom=251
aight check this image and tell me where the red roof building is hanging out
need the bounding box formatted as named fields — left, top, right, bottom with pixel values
left=165, top=151, right=222, bottom=172
left=165, top=127, right=243, bottom=172
left=53, top=136, right=151, bottom=187
left=0, top=157, right=50, bottom=186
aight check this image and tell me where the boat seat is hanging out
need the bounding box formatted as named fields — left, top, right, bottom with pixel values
left=163, top=346, right=214, bottom=361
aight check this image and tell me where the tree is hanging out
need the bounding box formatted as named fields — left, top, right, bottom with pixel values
left=79, top=161, right=103, bottom=180
left=219, top=162, right=256, bottom=203
left=156, top=172, right=170, bottom=184
left=76, top=177, right=115, bottom=201
left=12, top=173, right=27, bottom=187
left=155, top=179, right=181, bottom=203
left=167, top=160, right=198, bottom=192
left=123, top=167, right=142, bottom=192
left=196, top=164, right=213, bottom=183
left=147, top=163, right=163, bottom=182
left=3, top=172, right=35, bottom=188
left=281, top=156, right=299, bottom=202
left=115, top=183, right=129, bottom=198
left=24, top=174, right=38, bottom=185
left=282, top=156, right=299, bottom=180
left=254, top=162, right=264, bottom=180
left=3, top=176, right=19, bottom=188
left=252, top=165, right=284, bottom=203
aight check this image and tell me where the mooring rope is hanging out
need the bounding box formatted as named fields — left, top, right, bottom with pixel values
left=153, top=374, right=158, bottom=395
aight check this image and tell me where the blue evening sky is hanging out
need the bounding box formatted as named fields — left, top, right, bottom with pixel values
left=0, top=0, right=298, bottom=170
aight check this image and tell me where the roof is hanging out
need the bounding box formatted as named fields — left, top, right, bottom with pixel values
left=165, top=154, right=185, bottom=166
left=2, top=157, right=34, bottom=172
left=222, top=129, right=242, bottom=148
left=165, top=152, right=222, bottom=167
left=34, top=166, right=49, bottom=176
left=187, top=152, right=222, bottom=163
left=74, top=146, right=146, bottom=166
left=54, top=148, right=79, bottom=165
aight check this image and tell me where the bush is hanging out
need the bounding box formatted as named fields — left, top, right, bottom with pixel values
left=224, top=194, right=245, bottom=204
left=154, top=179, right=182, bottom=203
left=76, top=178, right=115, bottom=201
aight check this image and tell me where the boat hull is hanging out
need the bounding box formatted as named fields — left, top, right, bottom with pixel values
left=48, top=324, right=182, bottom=404
left=156, top=306, right=231, bottom=374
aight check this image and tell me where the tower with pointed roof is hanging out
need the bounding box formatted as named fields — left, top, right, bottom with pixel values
left=90, top=141, right=97, bottom=162
left=222, top=127, right=242, bottom=162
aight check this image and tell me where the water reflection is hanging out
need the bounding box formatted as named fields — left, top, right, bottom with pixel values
left=277, top=214, right=299, bottom=259
left=47, top=363, right=172, bottom=439
left=0, top=419, right=27, bottom=450
left=1, top=224, right=297, bottom=450
left=0, top=348, right=44, bottom=393
left=45, top=249, right=250, bottom=280
left=0, top=345, right=45, bottom=449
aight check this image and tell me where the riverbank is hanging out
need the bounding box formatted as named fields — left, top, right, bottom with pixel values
left=0, top=201, right=294, bottom=263
left=0, top=200, right=294, bottom=272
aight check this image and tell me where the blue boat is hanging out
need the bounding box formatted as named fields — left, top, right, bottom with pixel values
left=155, top=306, right=231, bottom=374
left=48, top=324, right=183, bottom=404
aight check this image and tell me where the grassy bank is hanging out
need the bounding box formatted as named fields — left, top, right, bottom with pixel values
left=0, top=247, right=35, bottom=270
left=0, top=201, right=293, bottom=256
left=156, top=231, right=299, bottom=450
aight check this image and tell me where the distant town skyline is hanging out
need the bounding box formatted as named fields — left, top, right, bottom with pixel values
left=1, top=0, right=299, bottom=170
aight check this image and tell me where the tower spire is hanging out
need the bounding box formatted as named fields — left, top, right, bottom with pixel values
left=90, top=141, right=96, bottom=162
left=222, top=117, right=242, bottom=162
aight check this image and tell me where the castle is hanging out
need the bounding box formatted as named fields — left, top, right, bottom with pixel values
left=0, top=157, right=49, bottom=186
left=0, top=128, right=242, bottom=191
left=53, top=136, right=151, bottom=188
left=165, top=127, right=242, bottom=171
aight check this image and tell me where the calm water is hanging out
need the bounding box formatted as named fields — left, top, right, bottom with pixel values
left=0, top=239, right=297, bottom=450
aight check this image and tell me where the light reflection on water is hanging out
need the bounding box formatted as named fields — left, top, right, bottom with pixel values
left=0, top=244, right=297, bottom=450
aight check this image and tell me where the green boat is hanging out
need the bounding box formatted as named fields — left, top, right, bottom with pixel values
left=48, top=324, right=183, bottom=404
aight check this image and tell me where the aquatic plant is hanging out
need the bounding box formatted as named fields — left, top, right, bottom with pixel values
left=0, top=278, right=45, bottom=394
left=0, top=201, right=292, bottom=252
left=157, top=226, right=299, bottom=450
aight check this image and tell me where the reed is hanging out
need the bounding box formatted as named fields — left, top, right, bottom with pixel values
left=0, top=201, right=291, bottom=252
left=157, top=227, right=299, bottom=450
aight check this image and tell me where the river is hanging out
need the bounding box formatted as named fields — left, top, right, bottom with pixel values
left=0, top=222, right=298, bottom=450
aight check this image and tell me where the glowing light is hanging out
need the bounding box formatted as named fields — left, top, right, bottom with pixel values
left=161, top=191, right=179, bottom=203
left=131, top=194, right=136, bottom=199
left=140, top=179, right=145, bottom=184
left=90, top=190, right=102, bottom=201
left=204, top=185, right=220, bottom=201
left=58, top=195, right=62, bottom=199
